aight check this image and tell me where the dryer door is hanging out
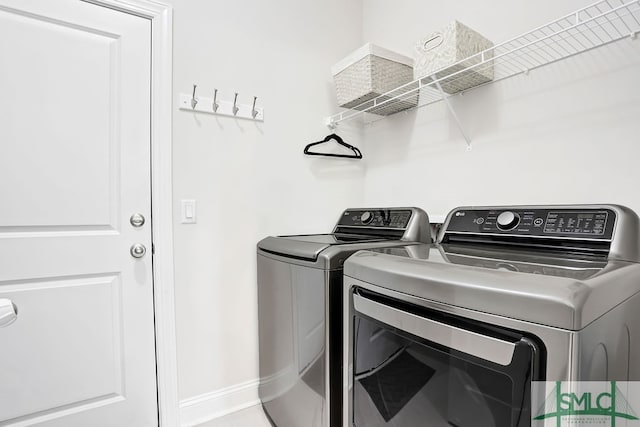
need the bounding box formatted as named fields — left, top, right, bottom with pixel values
left=351, top=289, right=545, bottom=427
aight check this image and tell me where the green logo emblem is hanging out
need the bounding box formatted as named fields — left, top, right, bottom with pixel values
left=533, top=381, right=639, bottom=426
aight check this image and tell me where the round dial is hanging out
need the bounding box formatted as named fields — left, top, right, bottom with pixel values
left=496, top=211, right=520, bottom=230
left=360, top=211, right=373, bottom=224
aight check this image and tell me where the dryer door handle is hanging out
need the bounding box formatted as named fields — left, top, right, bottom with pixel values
left=353, top=294, right=516, bottom=366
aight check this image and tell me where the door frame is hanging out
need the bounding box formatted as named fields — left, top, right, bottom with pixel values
left=81, top=1, right=178, bottom=425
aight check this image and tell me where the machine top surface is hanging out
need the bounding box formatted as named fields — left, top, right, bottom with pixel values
left=275, top=233, right=387, bottom=245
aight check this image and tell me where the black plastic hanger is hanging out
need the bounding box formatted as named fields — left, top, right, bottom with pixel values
left=303, top=133, right=362, bottom=159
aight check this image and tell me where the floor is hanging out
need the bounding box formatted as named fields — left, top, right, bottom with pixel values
left=196, top=404, right=271, bottom=427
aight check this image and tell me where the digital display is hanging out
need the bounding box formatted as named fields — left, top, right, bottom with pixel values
left=544, top=211, right=608, bottom=235
left=389, top=212, right=411, bottom=228
left=340, top=209, right=412, bottom=229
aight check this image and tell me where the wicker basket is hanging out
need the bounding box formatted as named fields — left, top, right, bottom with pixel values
left=332, top=43, right=418, bottom=115
left=414, top=21, right=494, bottom=94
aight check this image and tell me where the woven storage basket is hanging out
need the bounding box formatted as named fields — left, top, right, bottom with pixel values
left=414, top=21, right=493, bottom=94
left=332, top=43, right=418, bottom=116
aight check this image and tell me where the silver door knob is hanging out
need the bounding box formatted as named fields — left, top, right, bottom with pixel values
left=130, top=243, right=147, bottom=258
left=0, top=299, right=18, bottom=327
left=130, top=213, right=145, bottom=228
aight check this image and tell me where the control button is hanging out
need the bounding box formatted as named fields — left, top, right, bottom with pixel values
left=496, top=211, right=520, bottom=230
left=533, top=218, right=544, bottom=227
left=473, top=217, right=485, bottom=225
left=360, top=211, right=373, bottom=224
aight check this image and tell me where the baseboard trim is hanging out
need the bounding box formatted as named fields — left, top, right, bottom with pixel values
left=179, top=379, right=260, bottom=426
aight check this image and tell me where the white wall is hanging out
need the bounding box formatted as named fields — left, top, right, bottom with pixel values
left=361, top=0, right=640, bottom=221
left=168, top=0, right=364, bottom=421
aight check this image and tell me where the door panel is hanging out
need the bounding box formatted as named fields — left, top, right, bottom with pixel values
left=0, top=1, right=156, bottom=425
left=0, top=5, right=116, bottom=228
left=1, top=275, right=123, bottom=421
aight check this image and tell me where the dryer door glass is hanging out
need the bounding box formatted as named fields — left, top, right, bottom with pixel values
left=351, top=289, right=543, bottom=427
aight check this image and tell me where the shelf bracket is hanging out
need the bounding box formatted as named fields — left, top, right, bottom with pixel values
left=433, top=77, right=472, bottom=150
left=324, top=117, right=338, bottom=130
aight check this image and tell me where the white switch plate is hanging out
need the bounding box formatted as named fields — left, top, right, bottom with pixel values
left=181, top=199, right=197, bottom=224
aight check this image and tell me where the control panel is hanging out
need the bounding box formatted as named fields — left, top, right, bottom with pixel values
left=445, top=207, right=616, bottom=240
left=338, top=209, right=413, bottom=229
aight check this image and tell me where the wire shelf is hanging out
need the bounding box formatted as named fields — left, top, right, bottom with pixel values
left=326, top=0, right=640, bottom=128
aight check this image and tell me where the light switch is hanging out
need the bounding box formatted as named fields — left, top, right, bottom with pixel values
left=181, top=200, right=197, bottom=224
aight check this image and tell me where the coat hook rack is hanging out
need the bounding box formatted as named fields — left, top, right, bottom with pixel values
left=179, top=85, right=264, bottom=122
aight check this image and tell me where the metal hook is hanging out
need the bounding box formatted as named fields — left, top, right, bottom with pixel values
left=251, top=96, right=258, bottom=119
left=213, top=88, right=219, bottom=112
left=232, top=92, right=239, bottom=116
left=191, top=84, right=198, bottom=109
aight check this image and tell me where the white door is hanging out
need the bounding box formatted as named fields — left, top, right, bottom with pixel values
left=0, top=1, right=157, bottom=425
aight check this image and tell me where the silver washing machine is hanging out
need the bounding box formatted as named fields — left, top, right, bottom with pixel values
left=342, top=204, right=640, bottom=427
left=257, top=208, right=431, bottom=427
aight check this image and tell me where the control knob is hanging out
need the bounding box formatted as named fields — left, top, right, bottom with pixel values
left=496, top=211, right=520, bottom=230
left=360, top=211, right=373, bottom=225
